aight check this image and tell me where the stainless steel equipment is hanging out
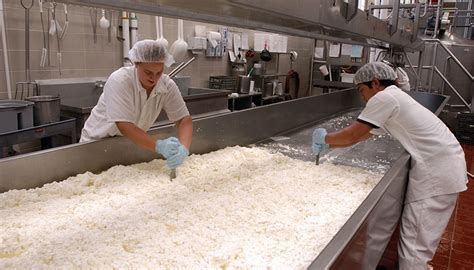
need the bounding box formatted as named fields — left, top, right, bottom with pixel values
left=15, top=0, right=39, bottom=99
left=36, top=78, right=230, bottom=141
left=54, top=0, right=424, bottom=51
left=171, top=75, right=191, bottom=94
left=237, top=75, right=251, bottom=94
left=0, top=89, right=449, bottom=269
left=25, top=95, right=60, bottom=125
left=0, top=100, right=34, bottom=133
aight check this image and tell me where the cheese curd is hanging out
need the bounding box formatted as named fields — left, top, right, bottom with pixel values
left=0, top=146, right=382, bottom=269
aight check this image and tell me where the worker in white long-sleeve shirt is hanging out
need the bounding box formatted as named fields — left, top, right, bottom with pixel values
left=80, top=39, right=193, bottom=169
left=311, top=62, right=467, bottom=270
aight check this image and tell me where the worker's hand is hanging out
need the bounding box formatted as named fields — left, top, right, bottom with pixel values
left=167, top=144, right=189, bottom=169
left=155, top=137, right=180, bottom=158
left=312, top=128, right=329, bottom=154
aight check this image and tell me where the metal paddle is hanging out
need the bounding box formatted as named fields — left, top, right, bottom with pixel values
left=170, top=168, right=176, bottom=181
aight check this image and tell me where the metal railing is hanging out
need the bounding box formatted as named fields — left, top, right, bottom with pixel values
left=415, top=39, right=473, bottom=112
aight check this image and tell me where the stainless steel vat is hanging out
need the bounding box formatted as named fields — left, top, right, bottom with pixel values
left=0, top=89, right=450, bottom=269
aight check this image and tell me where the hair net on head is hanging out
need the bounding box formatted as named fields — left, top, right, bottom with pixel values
left=129, top=39, right=175, bottom=67
left=353, top=61, right=398, bottom=85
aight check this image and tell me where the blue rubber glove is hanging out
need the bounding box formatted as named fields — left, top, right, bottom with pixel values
left=167, top=144, right=189, bottom=169
left=155, top=137, right=180, bottom=158
left=312, top=128, right=329, bottom=154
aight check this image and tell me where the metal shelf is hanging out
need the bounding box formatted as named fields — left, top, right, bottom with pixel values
left=313, top=79, right=354, bottom=89
left=313, top=60, right=367, bottom=67
left=0, top=116, right=77, bottom=157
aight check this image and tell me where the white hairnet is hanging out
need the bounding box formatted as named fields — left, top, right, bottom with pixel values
left=396, top=67, right=411, bottom=91
left=128, top=39, right=175, bottom=67
left=353, top=61, right=398, bottom=85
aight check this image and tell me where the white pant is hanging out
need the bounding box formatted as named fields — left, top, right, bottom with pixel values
left=398, top=193, right=458, bottom=270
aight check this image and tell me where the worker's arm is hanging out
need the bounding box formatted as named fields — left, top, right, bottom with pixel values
left=116, top=121, right=156, bottom=152
left=175, top=115, right=193, bottom=149
left=325, top=121, right=373, bottom=147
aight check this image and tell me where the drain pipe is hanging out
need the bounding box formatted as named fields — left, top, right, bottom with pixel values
left=0, top=0, right=12, bottom=99
left=129, top=12, right=138, bottom=47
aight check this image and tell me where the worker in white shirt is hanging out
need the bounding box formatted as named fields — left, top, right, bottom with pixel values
left=81, top=39, right=193, bottom=169
left=395, top=65, right=410, bottom=91
left=382, top=59, right=410, bottom=91
left=311, top=62, right=467, bottom=269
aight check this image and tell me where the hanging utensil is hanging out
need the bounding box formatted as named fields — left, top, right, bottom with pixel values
left=38, top=0, right=47, bottom=67
left=169, top=19, right=188, bottom=63
left=51, top=2, right=62, bottom=74
left=59, top=4, right=69, bottom=40
left=106, top=10, right=111, bottom=43
left=89, top=8, right=98, bottom=43
left=46, top=4, right=51, bottom=66
left=16, top=0, right=38, bottom=99
left=113, top=10, right=124, bottom=42
left=48, top=2, right=62, bottom=36
left=99, top=9, right=110, bottom=29
left=156, top=16, right=168, bottom=48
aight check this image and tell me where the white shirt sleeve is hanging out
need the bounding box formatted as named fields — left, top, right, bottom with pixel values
left=358, top=91, right=399, bottom=129
left=103, top=75, right=136, bottom=123
left=162, top=82, right=190, bottom=122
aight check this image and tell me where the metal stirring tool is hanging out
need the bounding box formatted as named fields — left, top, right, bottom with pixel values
left=170, top=168, right=176, bottom=181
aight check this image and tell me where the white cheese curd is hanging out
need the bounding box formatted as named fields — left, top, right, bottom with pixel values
left=0, top=146, right=382, bottom=269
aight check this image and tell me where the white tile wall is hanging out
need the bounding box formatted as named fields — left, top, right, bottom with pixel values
left=0, top=0, right=313, bottom=99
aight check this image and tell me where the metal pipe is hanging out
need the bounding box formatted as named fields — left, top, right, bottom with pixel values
left=415, top=49, right=423, bottom=91
left=402, top=50, right=419, bottom=82
left=420, top=1, right=428, bottom=17
left=168, top=62, right=186, bottom=77
left=441, top=56, right=452, bottom=95
left=25, top=1, right=31, bottom=83
left=432, top=0, right=442, bottom=38
left=428, top=43, right=438, bottom=92
left=369, top=3, right=416, bottom=10
left=433, top=66, right=471, bottom=109
left=448, top=15, right=474, bottom=19
left=464, top=0, right=472, bottom=39
left=449, top=10, right=457, bottom=34
left=169, top=56, right=196, bottom=78
left=313, top=60, right=327, bottom=64
left=412, top=3, right=421, bottom=42
left=309, top=40, right=316, bottom=96
left=423, top=39, right=474, bottom=80
left=418, top=65, right=471, bottom=109
left=0, top=0, right=12, bottom=99
left=450, top=25, right=474, bottom=28
left=390, top=0, right=400, bottom=36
